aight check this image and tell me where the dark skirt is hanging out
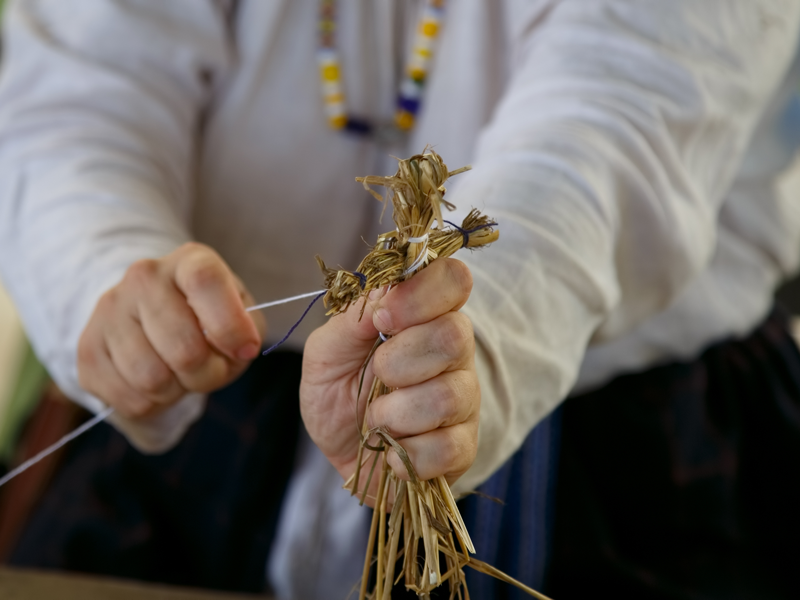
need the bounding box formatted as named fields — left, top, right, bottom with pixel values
left=547, top=307, right=800, bottom=600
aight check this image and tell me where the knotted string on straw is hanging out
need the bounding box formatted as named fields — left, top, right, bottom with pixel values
left=443, top=219, right=499, bottom=248
left=351, top=272, right=367, bottom=289
left=0, top=289, right=330, bottom=493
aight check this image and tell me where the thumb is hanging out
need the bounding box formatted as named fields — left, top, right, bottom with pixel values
left=305, top=291, right=386, bottom=381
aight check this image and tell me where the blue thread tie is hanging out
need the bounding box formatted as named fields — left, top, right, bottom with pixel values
left=262, top=291, right=326, bottom=356
left=352, top=271, right=367, bottom=289
left=443, top=220, right=498, bottom=248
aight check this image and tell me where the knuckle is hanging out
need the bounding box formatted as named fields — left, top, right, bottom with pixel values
left=435, top=314, right=473, bottom=355
left=180, top=248, right=228, bottom=296
left=445, top=259, right=473, bottom=298
left=429, top=379, right=460, bottom=424
left=124, top=259, right=159, bottom=289
left=132, top=358, right=172, bottom=395
left=168, top=339, right=209, bottom=373
left=184, top=262, right=225, bottom=295
left=95, top=287, right=120, bottom=315
left=438, top=435, right=463, bottom=470
left=446, top=433, right=474, bottom=472
left=370, top=347, right=390, bottom=380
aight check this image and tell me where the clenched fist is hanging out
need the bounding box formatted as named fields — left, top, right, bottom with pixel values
left=78, top=242, right=265, bottom=419
left=300, top=258, right=480, bottom=503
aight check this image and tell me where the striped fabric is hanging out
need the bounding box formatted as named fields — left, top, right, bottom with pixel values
left=458, top=410, right=560, bottom=600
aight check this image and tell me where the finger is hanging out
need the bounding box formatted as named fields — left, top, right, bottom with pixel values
left=171, top=244, right=261, bottom=360
left=78, top=333, right=161, bottom=420
left=366, top=370, right=479, bottom=439
left=137, top=278, right=234, bottom=392
left=105, top=314, right=186, bottom=403
left=372, top=312, right=475, bottom=387
left=385, top=424, right=478, bottom=484
left=326, top=295, right=382, bottom=345
left=372, top=258, right=472, bottom=335
left=302, top=298, right=382, bottom=387
left=237, top=277, right=267, bottom=340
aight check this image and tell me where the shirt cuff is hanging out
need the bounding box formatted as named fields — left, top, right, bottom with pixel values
left=82, top=391, right=207, bottom=454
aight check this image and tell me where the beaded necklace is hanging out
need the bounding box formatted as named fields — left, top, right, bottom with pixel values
left=317, top=0, right=445, bottom=139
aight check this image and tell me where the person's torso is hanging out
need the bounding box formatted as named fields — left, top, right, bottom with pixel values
left=195, top=0, right=800, bottom=384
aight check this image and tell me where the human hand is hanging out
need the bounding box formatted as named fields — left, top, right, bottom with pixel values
left=78, top=242, right=265, bottom=419
left=300, top=259, right=479, bottom=505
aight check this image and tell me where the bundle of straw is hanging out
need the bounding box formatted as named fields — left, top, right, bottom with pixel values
left=318, top=151, right=550, bottom=600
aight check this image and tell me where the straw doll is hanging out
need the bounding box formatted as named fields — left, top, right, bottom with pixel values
left=318, top=150, right=549, bottom=600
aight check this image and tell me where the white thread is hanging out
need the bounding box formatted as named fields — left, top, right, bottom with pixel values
left=403, top=236, right=429, bottom=276
left=0, top=289, right=330, bottom=492
left=246, top=290, right=327, bottom=313
left=0, top=406, right=115, bottom=490
left=407, top=233, right=428, bottom=244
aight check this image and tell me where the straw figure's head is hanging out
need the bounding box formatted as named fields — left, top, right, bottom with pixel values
left=317, top=150, right=498, bottom=317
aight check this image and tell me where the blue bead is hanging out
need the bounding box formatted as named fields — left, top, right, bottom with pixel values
left=397, top=97, right=420, bottom=115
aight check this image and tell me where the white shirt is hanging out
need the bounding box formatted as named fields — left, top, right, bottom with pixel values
left=1, top=1, right=800, bottom=597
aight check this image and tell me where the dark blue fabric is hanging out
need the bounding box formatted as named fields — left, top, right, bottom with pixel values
left=459, top=409, right=561, bottom=599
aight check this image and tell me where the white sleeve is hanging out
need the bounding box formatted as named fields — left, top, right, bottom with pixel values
left=0, top=0, right=234, bottom=451
left=452, top=0, right=800, bottom=494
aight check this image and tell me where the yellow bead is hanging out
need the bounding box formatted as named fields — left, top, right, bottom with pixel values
left=421, top=21, right=438, bottom=37
left=395, top=110, right=415, bottom=130
left=409, top=67, right=426, bottom=82
left=329, top=114, right=347, bottom=129
left=321, top=63, right=340, bottom=82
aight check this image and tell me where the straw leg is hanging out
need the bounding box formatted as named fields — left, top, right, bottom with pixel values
left=375, top=457, right=390, bottom=600
left=359, top=452, right=389, bottom=600
left=381, top=479, right=405, bottom=600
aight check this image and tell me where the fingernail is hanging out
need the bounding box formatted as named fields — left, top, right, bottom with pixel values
left=374, top=307, right=393, bottom=332
left=237, top=343, right=259, bottom=360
